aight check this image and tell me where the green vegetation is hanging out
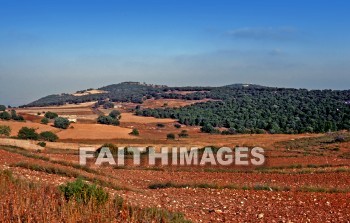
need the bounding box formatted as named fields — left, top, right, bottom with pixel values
left=0, top=125, right=11, bottom=136
left=97, top=115, right=120, bottom=126
left=41, top=117, right=49, bottom=124
left=130, top=128, right=140, bottom=136
left=54, top=117, right=70, bottom=129
left=45, top=111, right=58, bottom=119
left=178, top=130, right=189, bottom=138
left=167, top=133, right=176, bottom=140
left=136, top=86, right=350, bottom=134
left=97, top=109, right=121, bottom=126
left=103, top=101, right=115, bottom=109
left=109, top=110, right=121, bottom=119
left=0, top=111, right=11, bottom=120
left=0, top=105, right=6, bottom=111
left=40, top=131, right=59, bottom=142
left=18, top=127, right=39, bottom=140
left=174, top=123, right=182, bottom=128
left=37, top=141, right=46, bottom=147
left=59, top=178, right=109, bottom=205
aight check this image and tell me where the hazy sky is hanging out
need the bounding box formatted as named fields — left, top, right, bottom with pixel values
left=0, top=0, right=349, bottom=106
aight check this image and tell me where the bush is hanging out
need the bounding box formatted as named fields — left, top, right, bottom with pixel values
left=54, top=117, right=70, bottom=129
left=178, top=130, right=189, bottom=138
left=41, top=117, right=49, bottom=124
left=97, top=115, right=120, bottom=126
left=109, top=110, right=121, bottom=119
left=37, top=141, right=46, bottom=147
left=45, top=111, right=58, bottom=119
left=130, top=128, right=139, bottom=136
left=0, top=105, right=6, bottom=111
left=174, top=123, right=182, bottom=129
left=0, top=111, right=11, bottom=120
left=157, top=123, right=165, bottom=128
left=0, top=125, right=11, bottom=136
left=40, top=131, right=59, bottom=142
left=18, top=127, right=39, bottom=140
left=102, top=102, right=115, bottom=109
left=59, top=178, right=109, bottom=205
left=10, top=110, right=24, bottom=121
left=167, top=133, right=176, bottom=140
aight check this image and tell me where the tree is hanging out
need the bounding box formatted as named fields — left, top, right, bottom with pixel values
left=103, top=102, right=115, bottom=109
left=41, top=117, right=49, bottom=124
left=0, top=105, right=6, bottom=111
left=178, top=130, right=189, bottom=138
left=200, top=123, right=215, bottom=133
left=10, top=110, right=24, bottom=121
left=18, top=127, right=39, bottom=140
left=40, top=131, right=59, bottom=142
left=167, top=133, right=176, bottom=140
left=45, top=111, right=58, bottom=119
left=0, top=125, right=11, bottom=136
left=0, top=111, right=11, bottom=120
left=54, top=117, right=70, bottom=129
left=109, top=110, right=121, bottom=119
left=97, top=115, right=119, bottom=126
left=129, top=128, right=139, bottom=136
left=174, top=123, right=182, bottom=129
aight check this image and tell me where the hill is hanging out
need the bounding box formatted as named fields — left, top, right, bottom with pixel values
left=22, top=82, right=350, bottom=134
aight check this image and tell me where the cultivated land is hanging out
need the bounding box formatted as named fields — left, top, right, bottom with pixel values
left=1, top=87, right=350, bottom=222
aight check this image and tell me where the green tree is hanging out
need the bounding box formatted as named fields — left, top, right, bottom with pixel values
left=0, top=111, right=11, bottom=120
left=109, top=110, right=121, bottom=119
left=41, top=117, right=49, bottom=124
left=129, top=128, right=139, bottom=136
left=40, top=131, right=59, bottom=142
left=0, top=125, right=11, bottom=136
left=45, top=111, right=58, bottom=119
left=54, top=117, right=70, bottom=129
left=0, top=105, right=6, bottom=111
left=178, top=130, right=189, bottom=138
left=97, top=115, right=120, bottom=126
left=167, top=133, right=176, bottom=140
left=18, top=127, right=39, bottom=140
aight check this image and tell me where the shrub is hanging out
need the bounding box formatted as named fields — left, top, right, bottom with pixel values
left=97, top=115, right=120, bottom=126
left=0, top=125, right=11, bottom=136
left=157, top=123, right=165, bottom=128
left=54, top=117, right=70, bottom=129
left=59, top=178, right=109, bottom=205
left=41, top=117, right=49, bottom=124
left=0, top=111, right=11, bottom=120
left=10, top=110, right=24, bottom=121
left=103, top=102, right=115, bottom=109
left=18, top=127, right=39, bottom=140
left=45, top=111, right=58, bottom=119
left=109, top=110, right=121, bottom=119
left=0, top=105, right=6, bottom=111
left=130, top=128, right=139, bottom=136
left=167, top=133, right=176, bottom=140
left=37, top=141, right=46, bottom=147
left=40, top=131, right=59, bottom=142
left=178, top=130, right=189, bottom=138
left=174, top=123, right=182, bottom=129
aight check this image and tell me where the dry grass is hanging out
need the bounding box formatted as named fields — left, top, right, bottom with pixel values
left=57, top=123, right=135, bottom=140
left=0, top=170, right=191, bottom=223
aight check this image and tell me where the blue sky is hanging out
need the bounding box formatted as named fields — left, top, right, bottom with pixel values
left=0, top=0, right=349, bottom=105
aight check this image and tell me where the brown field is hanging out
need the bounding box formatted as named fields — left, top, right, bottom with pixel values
left=1, top=102, right=350, bottom=222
